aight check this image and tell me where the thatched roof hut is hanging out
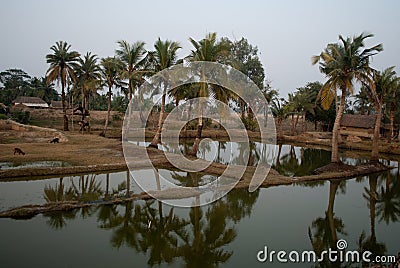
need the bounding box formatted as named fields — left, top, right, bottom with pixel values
left=12, top=97, right=49, bottom=108
left=50, top=100, right=63, bottom=109
left=340, top=114, right=377, bottom=138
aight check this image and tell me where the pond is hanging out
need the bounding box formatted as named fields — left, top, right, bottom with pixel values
left=0, top=145, right=400, bottom=267
left=0, top=160, right=71, bottom=170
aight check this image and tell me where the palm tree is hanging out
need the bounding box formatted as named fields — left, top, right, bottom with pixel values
left=46, top=41, right=80, bottom=130
left=312, top=33, right=382, bottom=163
left=271, top=98, right=288, bottom=139
left=75, top=52, right=101, bottom=113
left=385, top=78, right=400, bottom=142
left=364, top=67, right=399, bottom=161
left=99, top=57, right=124, bottom=137
left=287, top=90, right=315, bottom=134
left=148, top=38, right=181, bottom=148
left=115, top=40, right=146, bottom=102
left=187, top=32, right=230, bottom=156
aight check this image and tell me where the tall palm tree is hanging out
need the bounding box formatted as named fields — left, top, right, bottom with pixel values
left=46, top=41, right=80, bottom=130
left=382, top=69, right=400, bottom=142
left=148, top=38, right=181, bottom=148
left=115, top=40, right=146, bottom=102
left=312, top=33, right=382, bottom=163
left=187, top=32, right=230, bottom=156
left=75, top=52, right=101, bottom=112
left=99, top=56, right=124, bottom=137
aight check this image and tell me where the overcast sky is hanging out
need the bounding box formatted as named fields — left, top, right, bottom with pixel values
left=1, top=0, right=399, bottom=97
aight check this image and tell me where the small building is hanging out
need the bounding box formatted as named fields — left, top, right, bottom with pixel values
left=12, top=97, right=49, bottom=108
left=340, top=114, right=377, bottom=138
left=50, top=100, right=63, bottom=109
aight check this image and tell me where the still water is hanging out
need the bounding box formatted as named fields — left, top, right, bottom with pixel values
left=0, top=144, right=399, bottom=267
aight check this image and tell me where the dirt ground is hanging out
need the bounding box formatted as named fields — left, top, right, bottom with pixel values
left=0, top=132, right=124, bottom=167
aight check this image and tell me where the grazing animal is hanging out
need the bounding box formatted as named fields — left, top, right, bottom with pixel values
left=14, top=147, right=25, bottom=155
left=50, top=137, right=59, bottom=143
left=78, top=120, right=90, bottom=132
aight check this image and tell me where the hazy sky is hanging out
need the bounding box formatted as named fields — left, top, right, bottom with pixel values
left=1, top=0, right=399, bottom=97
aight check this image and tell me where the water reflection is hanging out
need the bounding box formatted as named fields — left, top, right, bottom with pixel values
left=308, top=180, right=347, bottom=267
left=43, top=174, right=127, bottom=204
left=1, top=170, right=400, bottom=267
left=306, top=169, right=400, bottom=267
left=40, top=187, right=259, bottom=267
left=358, top=173, right=387, bottom=267
left=274, top=144, right=331, bottom=176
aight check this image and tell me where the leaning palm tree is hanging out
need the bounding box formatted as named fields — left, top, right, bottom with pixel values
left=99, top=57, right=124, bottom=137
left=46, top=41, right=80, bottom=130
left=187, top=32, right=230, bottom=156
left=148, top=38, right=181, bottom=148
left=312, top=33, right=382, bottom=163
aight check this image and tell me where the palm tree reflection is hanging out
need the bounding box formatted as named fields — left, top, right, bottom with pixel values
left=308, top=180, right=347, bottom=267
left=358, top=173, right=387, bottom=265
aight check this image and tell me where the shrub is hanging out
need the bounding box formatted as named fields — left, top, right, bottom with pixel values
left=12, top=110, right=30, bottom=124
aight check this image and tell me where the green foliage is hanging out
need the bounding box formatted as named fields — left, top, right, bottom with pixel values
left=11, top=109, right=30, bottom=124
left=295, top=81, right=337, bottom=131
left=0, top=69, right=59, bottom=106
left=0, top=114, right=7, bottom=120
left=241, top=116, right=258, bottom=131
left=90, top=93, right=107, bottom=111
left=227, top=37, right=265, bottom=89
left=111, top=95, right=128, bottom=113
left=112, top=113, right=122, bottom=121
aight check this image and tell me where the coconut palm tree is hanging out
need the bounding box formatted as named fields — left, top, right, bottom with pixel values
left=115, top=40, right=146, bottom=102
left=187, top=32, right=230, bottom=156
left=148, top=38, right=181, bottom=148
left=312, top=33, right=382, bottom=163
left=75, top=52, right=101, bottom=113
left=271, top=98, right=289, bottom=139
left=46, top=41, right=80, bottom=130
left=99, top=56, right=124, bottom=137
left=364, top=67, right=399, bottom=161
left=383, top=70, right=400, bottom=142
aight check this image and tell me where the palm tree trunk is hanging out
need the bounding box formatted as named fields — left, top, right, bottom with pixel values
left=327, top=181, right=339, bottom=246
left=389, top=103, right=395, bottom=142
left=371, top=100, right=382, bottom=162
left=294, top=113, right=300, bottom=134
left=303, top=111, right=308, bottom=132
left=189, top=115, right=203, bottom=156
left=149, top=84, right=167, bottom=148
left=331, top=89, right=346, bottom=163
left=126, top=170, right=130, bottom=197
left=61, top=81, right=69, bottom=131
left=240, top=99, right=246, bottom=120
left=277, top=119, right=283, bottom=140
left=361, top=100, right=365, bottom=115
left=369, top=175, right=378, bottom=240
left=105, top=173, right=109, bottom=197
left=100, top=86, right=112, bottom=137
left=276, top=143, right=282, bottom=166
